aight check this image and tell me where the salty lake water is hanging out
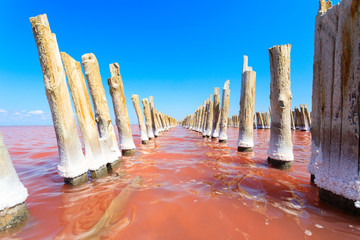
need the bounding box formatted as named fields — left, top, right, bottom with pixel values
left=1, top=125, right=360, bottom=239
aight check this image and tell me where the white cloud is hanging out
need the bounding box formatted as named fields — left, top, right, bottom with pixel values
left=0, top=109, right=7, bottom=113
left=28, top=110, right=44, bottom=115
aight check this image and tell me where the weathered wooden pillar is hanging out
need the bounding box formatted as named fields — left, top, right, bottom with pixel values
left=81, top=53, right=121, bottom=170
left=267, top=44, right=294, bottom=169
left=300, top=104, right=309, bottom=131
left=205, top=97, right=214, bottom=137
left=0, top=133, right=29, bottom=231
left=131, top=95, right=149, bottom=144
left=211, top=88, right=221, bottom=138
left=290, top=109, right=296, bottom=130
left=30, top=14, right=88, bottom=185
left=304, top=104, right=312, bottom=128
left=108, top=63, right=136, bottom=156
left=256, top=112, right=264, bottom=129
left=141, top=98, right=155, bottom=139
left=219, top=80, right=231, bottom=143
left=149, top=96, right=160, bottom=137
left=201, top=103, right=206, bottom=133
left=237, top=56, right=256, bottom=152
left=61, top=52, right=108, bottom=178
left=309, top=0, right=360, bottom=215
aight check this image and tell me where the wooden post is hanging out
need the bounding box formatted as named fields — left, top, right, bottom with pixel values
left=30, top=14, right=88, bottom=185
left=219, top=80, right=231, bottom=143
left=108, top=63, right=136, bottom=156
left=237, top=56, right=256, bottom=152
left=82, top=53, right=121, bottom=170
left=309, top=0, right=360, bottom=215
left=0, top=133, right=29, bottom=231
left=267, top=44, right=294, bottom=169
left=142, top=98, right=155, bottom=139
left=132, top=95, right=149, bottom=144
left=61, top=52, right=108, bottom=178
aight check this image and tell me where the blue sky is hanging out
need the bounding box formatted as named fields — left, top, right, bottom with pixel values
left=0, top=0, right=341, bottom=125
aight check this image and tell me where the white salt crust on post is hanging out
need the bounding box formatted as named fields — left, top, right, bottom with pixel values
left=81, top=53, right=122, bottom=163
left=0, top=133, right=28, bottom=211
left=309, top=0, right=360, bottom=202
left=30, top=14, right=88, bottom=178
left=267, top=44, right=294, bottom=162
left=108, top=64, right=136, bottom=151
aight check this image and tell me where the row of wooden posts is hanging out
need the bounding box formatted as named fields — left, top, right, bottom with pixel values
left=227, top=104, right=311, bottom=130
left=1, top=0, right=360, bottom=232
left=0, top=14, right=178, bottom=231
left=182, top=47, right=295, bottom=164
left=182, top=0, right=360, bottom=216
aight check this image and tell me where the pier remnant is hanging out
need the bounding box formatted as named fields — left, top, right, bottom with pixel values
left=132, top=95, right=149, bottom=144
left=211, top=88, right=221, bottom=138
left=149, top=96, right=160, bottom=137
left=61, top=52, right=107, bottom=178
left=30, top=14, right=88, bottom=184
left=0, top=133, right=28, bottom=232
left=108, top=63, right=136, bottom=156
left=309, top=0, right=360, bottom=215
left=81, top=53, right=122, bottom=170
left=267, top=44, right=294, bottom=169
left=142, top=98, right=155, bottom=139
left=237, top=56, right=256, bottom=152
left=219, top=80, right=231, bottom=143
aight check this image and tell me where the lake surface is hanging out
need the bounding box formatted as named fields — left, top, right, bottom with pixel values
left=1, top=125, right=360, bottom=239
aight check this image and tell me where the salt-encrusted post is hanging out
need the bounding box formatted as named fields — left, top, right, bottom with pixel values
left=0, top=133, right=28, bottom=231
left=304, top=104, right=311, bottom=127
left=309, top=0, right=360, bottom=215
left=267, top=44, right=294, bottom=169
left=211, top=88, right=221, bottom=138
left=82, top=53, right=121, bottom=170
left=300, top=104, right=309, bottom=131
left=61, top=52, right=108, bottom=178
left=149, top=96, right=160, bottom=137
left=108, top=63, right=136, bottom=156
left=237, top=56, right=256, bottom=152
left=132, top=95, right=149, bottom=144
left=142, top=98, right=155, bottom=139
left=30, top=14, right=88, bottom=185
left=256, top=112, right=264, bottom=129
left=219, top=80, right=231, bottom=143
left=290, top=109, right=296, bottom=130
left=204, top=96, right=214, bottom=137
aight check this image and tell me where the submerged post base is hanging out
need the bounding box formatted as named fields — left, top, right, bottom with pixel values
left=90, top=165, right=108, bottom=179
left=311, top=174, right=315, bottom=184
left=267, top=157, right=292, bottom=170
left=64, top=172, right=88, bottom=185
left=237, top=146, right=253, bottom=152
left=0, top=202, right=29, bottom=233
left=122, top=149, right=136, bottom=156
left=107, top=158, right=121, bottom=171
left=142, top=140, right=149, bottom=145
left=319, top=188, right=360, bottom=216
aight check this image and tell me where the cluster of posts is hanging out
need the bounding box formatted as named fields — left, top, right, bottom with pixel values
left=181, top=80, right=231, bottom=143
left=183, top=0, right=360, bottom=215
left=1, top=0, right=360, bottom=233
left=0, top=14, right=178, bottom=231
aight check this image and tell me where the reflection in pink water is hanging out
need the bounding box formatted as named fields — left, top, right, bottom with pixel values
left=1, top=125, right=360, bottom=239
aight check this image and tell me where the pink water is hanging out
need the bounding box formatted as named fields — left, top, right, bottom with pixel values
left=1, top=125, right=360, bottom=239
